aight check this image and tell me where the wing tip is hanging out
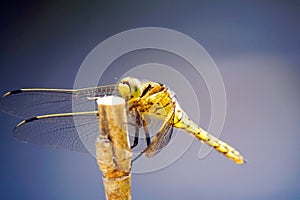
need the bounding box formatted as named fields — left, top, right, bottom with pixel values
left=3, top=89, right=23, bottom=97
left=16, top=117, right=39, bottom=127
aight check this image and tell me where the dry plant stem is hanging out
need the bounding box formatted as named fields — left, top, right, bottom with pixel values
left=96, top=96, right=132, bottom=200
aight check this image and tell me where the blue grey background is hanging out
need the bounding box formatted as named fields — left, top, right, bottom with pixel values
left=1, top=1, right=300, bottom=199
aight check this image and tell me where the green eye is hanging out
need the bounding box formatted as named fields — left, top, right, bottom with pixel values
left=118, top=77, right=142, bottom=99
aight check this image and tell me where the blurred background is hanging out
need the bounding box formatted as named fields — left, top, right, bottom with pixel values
left=1, top=1, right=300, bottom=199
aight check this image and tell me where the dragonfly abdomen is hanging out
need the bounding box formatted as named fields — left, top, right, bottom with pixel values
left=173, top=106, right=245, bottom=165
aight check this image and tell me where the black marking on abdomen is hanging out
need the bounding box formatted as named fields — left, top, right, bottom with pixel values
left=174, top=116, right=182, bottom=125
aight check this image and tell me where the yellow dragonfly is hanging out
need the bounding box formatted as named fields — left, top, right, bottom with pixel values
left=0, top=77, right=245, bottom=164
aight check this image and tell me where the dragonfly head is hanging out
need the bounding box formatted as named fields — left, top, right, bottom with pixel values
left=118, top=77, right=142, bottom=99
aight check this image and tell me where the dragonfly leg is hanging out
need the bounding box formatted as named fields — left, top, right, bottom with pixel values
left=131, top=126, right=139, bottom=149
left=131, top=110, right=142, bottom=149
left=131, top=123, right=151, bottom=163
left=131, top=112, right=152, bottom=163
left=141, top=117, right=151, bottom=147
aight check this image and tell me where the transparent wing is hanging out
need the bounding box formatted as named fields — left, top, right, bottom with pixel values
left=0, top=85, right=118, bottom=118
left=144, top=109, right=175, bottom=157
left=13, top=111, right=149, bottom=156
left=11, top=105, right=175, bottom=159
left=13, top=112, right=99, bottom=154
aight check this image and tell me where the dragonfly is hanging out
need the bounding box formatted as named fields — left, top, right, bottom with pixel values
left=0, top=77, right=245, bottom=164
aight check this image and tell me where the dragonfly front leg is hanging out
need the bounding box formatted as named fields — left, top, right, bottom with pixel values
left=131, top=111, right=142, bottom=149
left=131, top=112, right=152, bottom=163
left=141, top=115, right=151, bottom=147
left=131, top=126, right=139, bottom=149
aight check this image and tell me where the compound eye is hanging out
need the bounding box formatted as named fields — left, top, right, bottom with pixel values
left=118, top=82, right=131, bottom=99
left=118, top=77, right=142, bottom=99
